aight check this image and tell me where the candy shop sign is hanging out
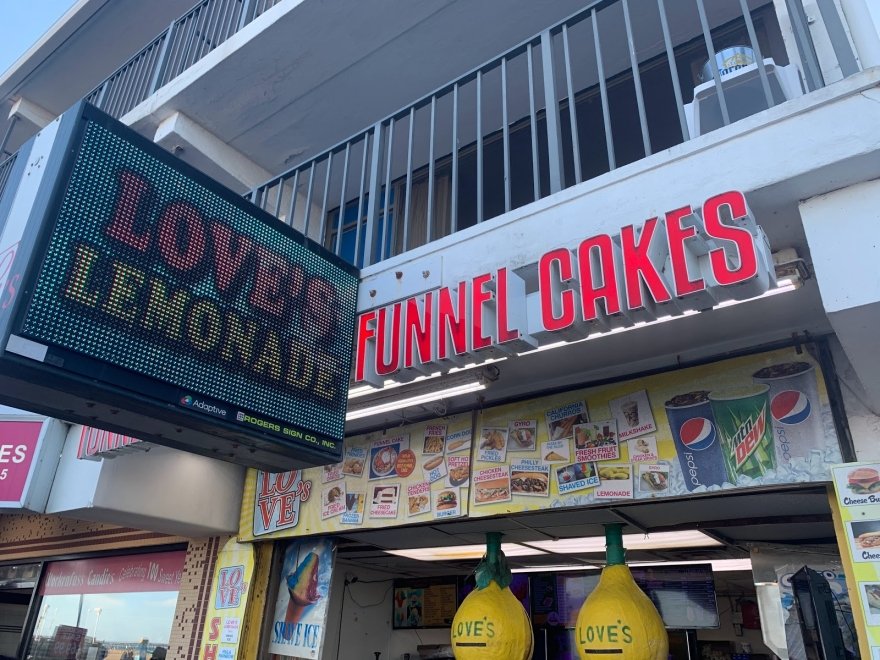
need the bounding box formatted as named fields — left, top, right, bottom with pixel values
left=356, top=191, right=774, bottom=384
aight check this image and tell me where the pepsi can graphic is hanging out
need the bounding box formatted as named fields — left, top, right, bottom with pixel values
left=665, top=391, right=728, bottom=491
left=709, top=384, right=776, bottom=480
left=752, top=361, right=823, bottom=466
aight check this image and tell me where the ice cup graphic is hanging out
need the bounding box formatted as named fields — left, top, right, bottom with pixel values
left=284, top=551, right=321, bottom=635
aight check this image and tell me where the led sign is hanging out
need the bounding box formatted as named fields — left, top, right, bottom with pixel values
left=0, top=103, right=359, bottom=470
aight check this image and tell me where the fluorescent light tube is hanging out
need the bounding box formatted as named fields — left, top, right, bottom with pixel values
left=518, top=530, right=722, bottom=554
left=346, top=381, right=486, bottom=421
left=387, top=542, right=546, bottom=561
left=511, top=558, right=751, bottom=573
left=385, top=531, right=721, bottom=562
left=512, top=564, right=601, bottom=573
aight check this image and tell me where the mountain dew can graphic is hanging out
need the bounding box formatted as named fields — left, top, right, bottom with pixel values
left=709, top=385, right=775, bottom=480
left=752, top=361, right=823, bottom=466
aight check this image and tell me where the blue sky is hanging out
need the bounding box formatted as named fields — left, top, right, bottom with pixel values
left=0, top=1, right=78, bottom=76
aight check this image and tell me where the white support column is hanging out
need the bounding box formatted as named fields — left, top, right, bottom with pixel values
left=839, top=0, right=880, bottom=68
left=9, top=98, right=56, bottom=128
left=801, top=178, right=880, bottom=416
left=154, top=111, right=271, bottom=194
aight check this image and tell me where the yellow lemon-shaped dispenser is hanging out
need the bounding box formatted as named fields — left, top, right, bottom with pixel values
left=575, top=524, right=668, bottom=660
left=451, top=532, right=534, bottom=660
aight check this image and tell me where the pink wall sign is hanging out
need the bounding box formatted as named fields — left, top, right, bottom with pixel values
left=0, top=421, right=43, bottom=506
left=40, top=550, right=186, bottom=595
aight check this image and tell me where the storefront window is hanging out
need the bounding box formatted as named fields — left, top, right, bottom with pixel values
left=25, top=550, right=185, bottom=660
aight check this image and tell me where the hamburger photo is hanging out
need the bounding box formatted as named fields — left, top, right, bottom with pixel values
left=847, top=467, right=880, bottom=494
left=436, top=490, right=457, bottom=510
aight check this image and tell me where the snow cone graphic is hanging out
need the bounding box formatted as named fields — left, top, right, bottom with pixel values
left=753, top=362, right=824, bottom=466
left=284, top=551, right=320, bottom=633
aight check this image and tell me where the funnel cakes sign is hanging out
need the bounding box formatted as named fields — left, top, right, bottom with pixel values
left=355, top=190, right=774, bottom=384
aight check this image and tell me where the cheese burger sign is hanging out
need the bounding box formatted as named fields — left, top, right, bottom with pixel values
left=356, top=191, right=774, bottom=384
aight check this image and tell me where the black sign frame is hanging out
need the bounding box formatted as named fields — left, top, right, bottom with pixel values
left=0, top=102, right=359, bottom=470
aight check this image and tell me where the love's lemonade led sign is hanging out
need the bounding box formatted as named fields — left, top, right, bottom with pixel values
left=0, top=105, right=358, bottom=468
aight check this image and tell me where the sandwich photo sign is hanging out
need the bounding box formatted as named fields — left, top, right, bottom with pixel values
left=833, top=464, right=880, bottom=507
left=831, top=462, right=880, bottom=648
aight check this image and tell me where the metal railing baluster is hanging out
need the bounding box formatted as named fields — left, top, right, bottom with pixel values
left=381, top=118, right=395, bottom=261
left=354, top=134, right=370, bottom=265
left=334, top=143, right=351, bottom=255
left=540, top=30, right=563, bottom=194
left=286, top=168, right=300, bottom=229
left=203, top=0, right=223, bottom=54
left=816, top=0, right=859, bottom=77
left=363, top=122, right=384, bottom=267
left=403, top=107, right=415, bottom=249
left=450, top=84, right=459, bottom=233
left=738, top=0, right=774, bottom=111
left=592, top=9, right=616, bottom=170
left=657, top=0, right=689, bottom=141
left=427, top=95, right=436, bottom=241
left=527, top=43, right=540, bottom=201
left=501, top=58, right=512, bottom=211
left=303, top=160, right=316, bottom=239
left=273, top=178, right=284, bottom=218
left=238, top=0, right=254, bottom=30
left=319, top=151, right=334, bottom=238
left=476, top=69, right=483, bottom=223
left=561, top=25, right=582, bottom=184
left=622, top=0, right=651, bottom=157
left=696, top=0, right=730, bottom=127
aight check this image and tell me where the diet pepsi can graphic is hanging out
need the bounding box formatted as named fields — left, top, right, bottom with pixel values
left=753, top=361, right=824, bottom=466
left=665, top=391, right=728, bottom=490
left=709, top=385, right=776, bottom=480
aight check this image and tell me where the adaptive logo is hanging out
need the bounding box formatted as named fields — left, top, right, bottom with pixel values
left=770, top=390, right=811, bottom=425
left=179, top=394, right=227, bottom=418
left=679, top=418, right=716, bottom=451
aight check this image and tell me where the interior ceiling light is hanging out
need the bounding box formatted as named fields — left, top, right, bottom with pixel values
left=511, top=564, right=601, bottom=573
left=386, top=543, right=547, bottom=562
left=526, top=530, right=722, bottom=554
left=629, top=558, right=753, bottom=572
left=345, top=367, right=499, bottom=421
left=385, top=530, right=721, bottom=562
left=348, top=356, right=507, bottom=400
left=511, top=558, right=751, bottom=573
left=345, top=380, right=486, bottom=421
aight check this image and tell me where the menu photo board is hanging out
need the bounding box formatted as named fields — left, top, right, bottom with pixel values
left=239, top=414, right=472, bottom=540
left=0, top=102, right=359, bottom=471
left=393, top=577, right=459, bottom=629
left=469, top=345, right=842, bottom=516
left=831, top=462, right=880, bottom=655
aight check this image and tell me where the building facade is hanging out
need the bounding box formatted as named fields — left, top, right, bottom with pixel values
left=2, top=0, right=880, bottom=658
